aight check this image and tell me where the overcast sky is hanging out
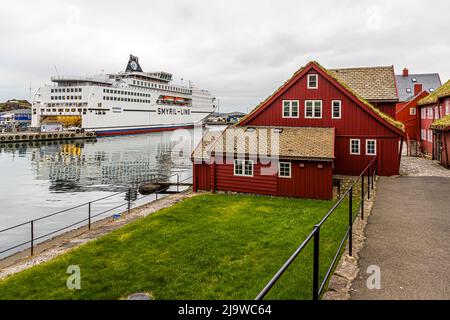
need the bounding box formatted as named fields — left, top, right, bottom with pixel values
left=1, top=0, right=449, bottom=112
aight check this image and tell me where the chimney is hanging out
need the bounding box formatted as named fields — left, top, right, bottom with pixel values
left=402, top=68, right=409, bottom=77
left=414, top=83, right=423, bottom=96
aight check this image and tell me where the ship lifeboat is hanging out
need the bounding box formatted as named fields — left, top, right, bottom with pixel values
left=174, top=97, right=185, bottom=103
left=163, top=96, right=174, bottom=101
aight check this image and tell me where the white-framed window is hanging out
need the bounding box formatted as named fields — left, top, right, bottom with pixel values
left=427, top=130, right=432, bottom=142
left=234, top=159, right=253, bottom=177
left=410, top=107, right=416, bottom=115
left=421, top=129, right=425, bottom=140
left=427, top=107, right=433, bottom=119
left=332, top=100, right=342, bottom=119
left=350, top=139, right=360, bottom=155
left=278, top=162, right=291, bottom=178
left=307, top=74, right=318, bottom=89
left=446, top=101, right=450, bottom=115
left=366, top=139, right=377, bottom=156
left=305, top=100, right=322, bottom=118
left=282, top=100, right=299, bottom=118
left=434, top=106, right=439, bottom=119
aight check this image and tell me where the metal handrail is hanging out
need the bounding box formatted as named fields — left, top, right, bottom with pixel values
left=255, top=157, right=378, bottom=300
left=0, top=174, right=192, bottom=258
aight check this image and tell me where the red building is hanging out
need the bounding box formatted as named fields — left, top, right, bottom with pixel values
left=395, top=90, right=429, bottom=154
left=192, top=61, right=405, bottom=200
left=417, top=80, right=450, bottom=162
left=430, top=116, right=450, bottom=168
left=192, top=127, right=335, bottom=200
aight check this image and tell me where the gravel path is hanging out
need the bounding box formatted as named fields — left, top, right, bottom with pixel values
left=400, top=156, right=450, bottom=177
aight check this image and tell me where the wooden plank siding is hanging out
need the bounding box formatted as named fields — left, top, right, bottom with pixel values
left=372, top=102, right=397, bottom=120
left=195, top=159, right=333, bottom=200
left=193, top=164, right=211, bottom=191
left=215, top=162, right=278, bottom=195
left=242, top=70, right=402, bottom=176
left=277, top=161, right=333, bottom=200
left=419, top=103, right=438, bottom=155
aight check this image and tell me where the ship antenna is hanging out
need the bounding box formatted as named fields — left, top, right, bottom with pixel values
left=54, top=65, right=60, bottom=76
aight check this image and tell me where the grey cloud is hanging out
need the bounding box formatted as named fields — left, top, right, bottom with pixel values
left=0, top=0, right=449, bottom=112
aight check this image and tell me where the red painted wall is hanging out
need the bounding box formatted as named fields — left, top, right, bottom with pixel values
left=419, top=102, right=441, bottom=155
left=372, top=102, right=397, bottom=119
left=242, top=70, right=401, bottom=176
left=396, top=91, right=429, bottom=141
left=194, top=159, right=333, bottom=200
left=194, top=164, right=211, bottom=191
left=420, top=97, right=450, bottom=158
left=440, top=131, right=450, bottom=168
left=277, top=161, right=333, bottom=200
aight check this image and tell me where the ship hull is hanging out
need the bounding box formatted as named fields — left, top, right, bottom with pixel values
left=93, top=124, right=196, bottom=136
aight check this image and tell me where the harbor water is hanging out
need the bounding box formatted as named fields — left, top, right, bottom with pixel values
left=0, top=127, right=220, bottom=258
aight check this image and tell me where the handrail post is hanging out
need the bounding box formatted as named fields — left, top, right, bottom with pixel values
left=127, top=188, right=131, bottom=214
left=372, top=164, right=376, bottom=190
left=155, top=187, right=158, bottom=200
left=361, top=175, right=364, bottom=220
left=177, top=174, right=179, bottom=192
left=367, top=167, right=371, bottom=199
left=88, top=202, right=91, bottom=230
left=312, top=225, right=320, bottom=300
left=349, top=187, right=353, bottom=256
left=30, top=220, right=34, bottom=256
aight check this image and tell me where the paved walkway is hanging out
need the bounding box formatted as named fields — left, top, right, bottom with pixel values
left=350, top=157, right=450, bottom=300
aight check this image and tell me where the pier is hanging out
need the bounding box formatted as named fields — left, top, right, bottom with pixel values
left=0, top=130, right=96, bottom=143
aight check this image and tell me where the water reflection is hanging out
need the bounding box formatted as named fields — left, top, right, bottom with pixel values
left=0, top=131, right=195, bottom=229
left=1, top=133, right=192, bottom=194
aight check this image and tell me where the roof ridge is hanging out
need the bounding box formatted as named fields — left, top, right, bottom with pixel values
left=329, top=65, right=394, bottom=71
left=418, top=78, right=450, bottom=106
left=431, top=114, right=450, bottom=130
left=396, top=73, right=440, bottom=76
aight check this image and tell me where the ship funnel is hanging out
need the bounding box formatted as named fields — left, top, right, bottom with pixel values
left=125, top=54, right=143, bottom=72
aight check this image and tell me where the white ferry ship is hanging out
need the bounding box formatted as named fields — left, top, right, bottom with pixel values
left=31, top=55, right=216, bottom=136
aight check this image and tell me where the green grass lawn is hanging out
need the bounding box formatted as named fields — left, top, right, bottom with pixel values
left=0, top=193, right=355, bottom=300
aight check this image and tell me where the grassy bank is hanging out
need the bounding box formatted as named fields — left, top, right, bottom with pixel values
left=0, top=194, right=353, bottom=300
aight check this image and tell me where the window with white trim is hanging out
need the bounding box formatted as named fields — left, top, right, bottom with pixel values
left=427, top=130, right=432, bottom=142
left=282, top=100, right=299, bottom=118
left=332, top=100, right=341, bottom=119
left=421, top=129, right=426, bottom=140
left=234, top=159, right=253, bottom=176
left=366, top=139, right=377, bottom=156
left=409, top=107, right=416, bottom=115
left=427, top=107, right=433, bottom=119
left=278, top=162, right=291, bottom=178
left=305, top=100, right=322, bottom=118
left=434, top=106, right=439, bottom=119
left=307, top=74, right=318, bottom=89
left=446, top=101, right=450, bottom=115
left=350, top=139, right=360, bottom=155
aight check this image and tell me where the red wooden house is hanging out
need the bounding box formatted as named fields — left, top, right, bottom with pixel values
left=192, top=127, right=335, bottom=200
left=192, top=61, right=405, bottom=200
left=395, top=89, right=429, bottom=142
left=417, top=80, right=450, bottom=164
